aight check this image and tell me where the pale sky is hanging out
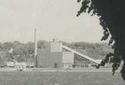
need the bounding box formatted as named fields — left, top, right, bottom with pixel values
left=0, top=0, right=106, bottom=43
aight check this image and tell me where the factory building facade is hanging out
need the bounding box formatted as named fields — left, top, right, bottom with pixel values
left=37, top=41, right=101, bottom=68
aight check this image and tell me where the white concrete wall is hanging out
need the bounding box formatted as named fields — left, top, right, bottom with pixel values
left=62, top=52, right=74, bottom=64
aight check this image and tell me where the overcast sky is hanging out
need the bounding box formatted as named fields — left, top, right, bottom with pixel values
left=0, top=0, right=106, bottom=43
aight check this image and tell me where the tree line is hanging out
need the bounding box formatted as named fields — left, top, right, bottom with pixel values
left=0, top=41, right=111, bottom=63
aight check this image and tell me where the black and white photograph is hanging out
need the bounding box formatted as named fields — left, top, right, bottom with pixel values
left=0, top=0, right=124, bottom=85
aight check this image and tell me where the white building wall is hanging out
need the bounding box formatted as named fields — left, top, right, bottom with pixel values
left=62, top=52, right=74, bottom=64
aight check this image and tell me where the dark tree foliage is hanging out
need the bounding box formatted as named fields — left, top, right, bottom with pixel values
left=77, top=0, right=125, bottom=80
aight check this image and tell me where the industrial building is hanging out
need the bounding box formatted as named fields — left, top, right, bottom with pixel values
left=37, top=40, right=101, bottom=68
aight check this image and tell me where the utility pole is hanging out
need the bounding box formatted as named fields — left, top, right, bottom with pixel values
left=34, top=28, right=38, bottom=67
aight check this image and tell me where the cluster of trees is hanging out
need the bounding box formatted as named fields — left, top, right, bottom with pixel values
left=67, top=42, right=112, bottom=59
left=0, top=40, right=111, bottom=63
left=0, top=40, right=48, bottom=62
left=77, top=0, right=125, bottom=79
